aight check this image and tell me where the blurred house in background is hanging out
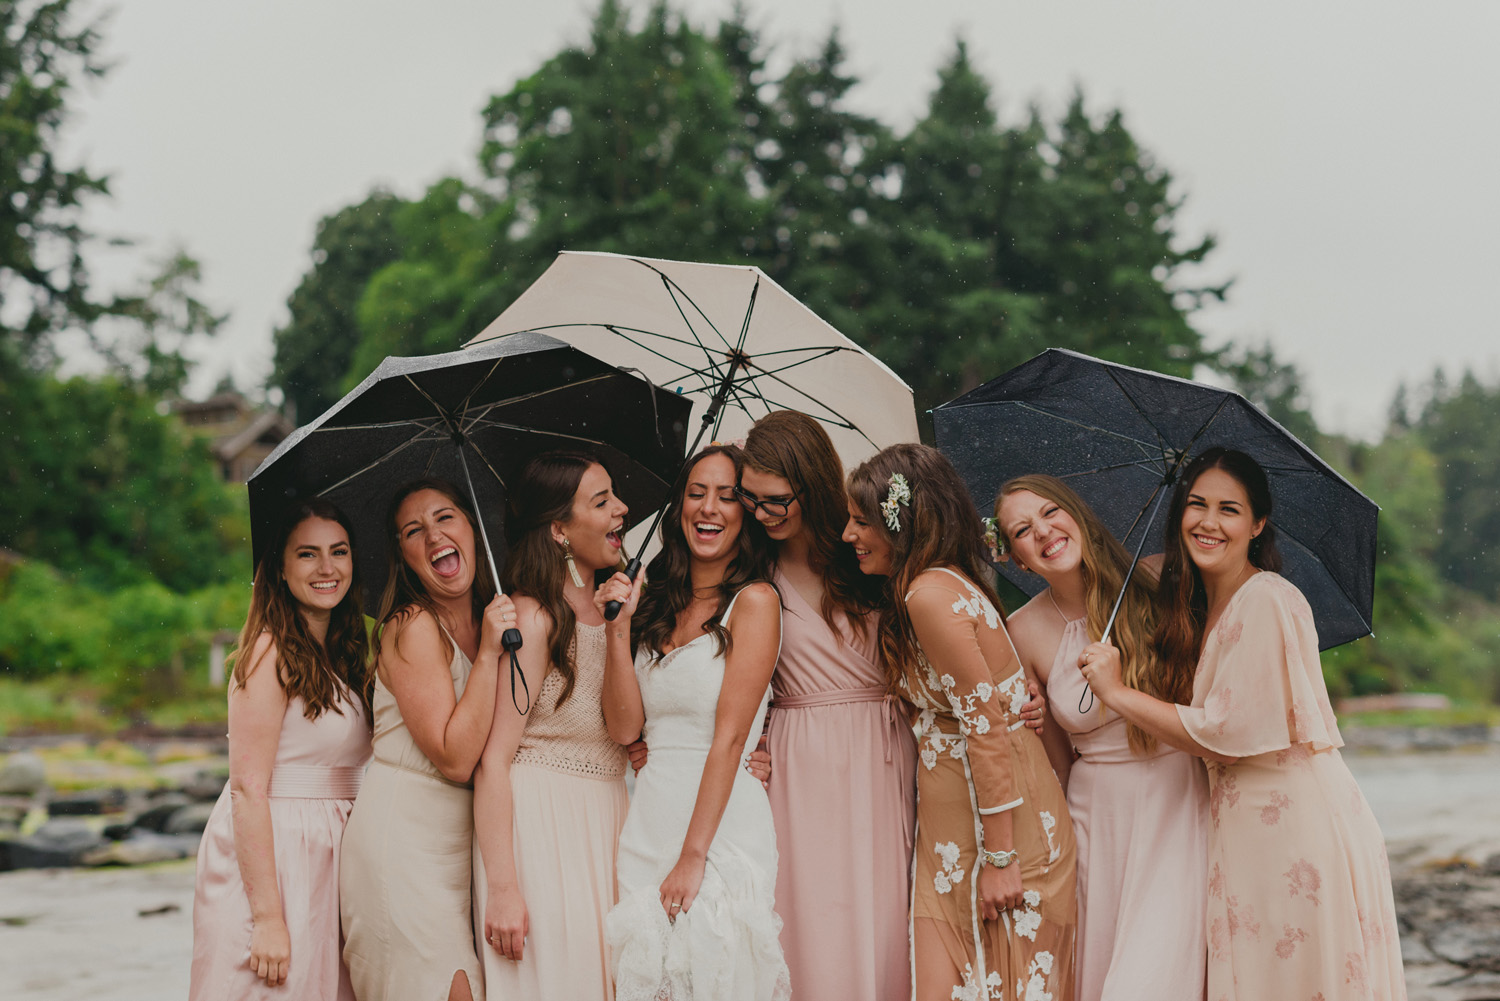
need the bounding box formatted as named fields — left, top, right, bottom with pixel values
left=169, top=392, right=295, bottom=483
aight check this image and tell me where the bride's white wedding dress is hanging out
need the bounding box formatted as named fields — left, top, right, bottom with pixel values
left=606, top=589, right=791, bottom=1001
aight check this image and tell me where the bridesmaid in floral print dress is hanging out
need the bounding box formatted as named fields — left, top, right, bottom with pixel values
left=846, top=444, right=1076, bottom=1001
left=1080, top=448, right=1405, bottom=1001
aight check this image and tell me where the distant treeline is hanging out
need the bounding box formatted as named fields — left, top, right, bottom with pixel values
left=1, top=0, right=1496, bottom=711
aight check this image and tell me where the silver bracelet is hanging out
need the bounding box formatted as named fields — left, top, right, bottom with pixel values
left=979, top=846, right=1019, bottom=869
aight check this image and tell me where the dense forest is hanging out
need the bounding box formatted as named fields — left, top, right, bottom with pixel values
left=1, top=0, right=1496, bottom=725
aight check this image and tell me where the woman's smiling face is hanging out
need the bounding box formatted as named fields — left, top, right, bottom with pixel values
left=998, top=488, right=1084, bottom=581
left=395, top=487, right=476, bottom=600
left=556, top=462, right=629, bottom=574
left=842, top=497, right=893, bottom=576
left=680, top=453, right=743, bottom=564
left=737, top=465, right=803, bottom=544
left=282, top=516, right=353, bottom=613
left=1181, top=467, right=1265, bottom=578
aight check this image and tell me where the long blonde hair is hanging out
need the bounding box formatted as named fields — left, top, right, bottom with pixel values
left=996, top=475, right=1176, bottom=752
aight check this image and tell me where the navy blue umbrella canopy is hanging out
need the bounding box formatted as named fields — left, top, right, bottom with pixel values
left=933, top=349, right=1378, bottom=650
left=248, top=331, right=692, bottom=611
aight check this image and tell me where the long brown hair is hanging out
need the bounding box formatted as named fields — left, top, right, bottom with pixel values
left=376, top=478, right=496, bottom=658
left=847, top=443, right=1006, bottom=695
left=503, top=452, right=622, bottom=706
left=997, top=475, right=1168, bottom=751
left=634, top=445, right=773, bottom=660
left=1153, top=447, right=1283, bottom=675
left=230, top=498, right=373, bottom=721
left=743, top=411, right=879, bottom=633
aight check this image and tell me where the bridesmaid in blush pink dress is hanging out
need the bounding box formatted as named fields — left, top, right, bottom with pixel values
left=191, top=499, right=373, bottom=1001
left=998, top=475, right=1208, bottom=1001
left=741, top=413, right=916, bottom=1001
left=1081, top=448, right=1405, bottom=1001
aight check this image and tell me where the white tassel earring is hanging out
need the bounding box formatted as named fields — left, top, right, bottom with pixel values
left=562, top=537, right=584, bottom=589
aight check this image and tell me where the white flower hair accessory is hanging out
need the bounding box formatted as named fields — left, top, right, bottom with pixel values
left=881, top=473, right=912, bottom=532
left=981, top=517, right=1008, bottom=562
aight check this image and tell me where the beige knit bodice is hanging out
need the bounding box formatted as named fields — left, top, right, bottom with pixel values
left=512, top=620, right=627, bottom=780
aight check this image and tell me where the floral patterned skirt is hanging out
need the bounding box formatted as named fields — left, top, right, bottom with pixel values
left=911, top=728, right=1076, bottom=1001
left=1205, top=746, right=1405, bottom=1001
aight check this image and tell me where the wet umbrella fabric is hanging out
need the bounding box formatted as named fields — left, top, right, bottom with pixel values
left=247, top=330, right=692, bottom=613
left=933, top=348, right=1378, bottom=651
left=463, top=251, right=919, bottom=467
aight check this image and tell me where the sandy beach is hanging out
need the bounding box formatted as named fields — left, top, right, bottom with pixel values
left=3, top=747, right=1497, bottom=1000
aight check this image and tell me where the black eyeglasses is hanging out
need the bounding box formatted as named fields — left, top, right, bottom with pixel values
left=734, top=486, right=798, bottom=518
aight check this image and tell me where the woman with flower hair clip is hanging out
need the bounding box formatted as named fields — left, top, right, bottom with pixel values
left=844, top=444, right=1076, bottom=1001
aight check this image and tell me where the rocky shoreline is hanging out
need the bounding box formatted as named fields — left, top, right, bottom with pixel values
left=0, top=738, right=227, bottom=872
left=2, top=733, right=1498, bottom=1000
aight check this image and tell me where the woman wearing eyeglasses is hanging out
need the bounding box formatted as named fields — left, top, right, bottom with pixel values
left=738, top=412, right=917, bottom=1001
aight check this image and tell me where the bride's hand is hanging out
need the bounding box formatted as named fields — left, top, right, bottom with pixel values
left=658, top=853, right=706, bottom=922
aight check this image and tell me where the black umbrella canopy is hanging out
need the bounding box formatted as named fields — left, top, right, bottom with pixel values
left=933, top=349, right=1379, bottom=650
left=248, top=331, right=692, bottom=610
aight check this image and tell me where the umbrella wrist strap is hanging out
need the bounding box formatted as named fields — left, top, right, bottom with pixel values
left=502, top=628, right=530, bottom=714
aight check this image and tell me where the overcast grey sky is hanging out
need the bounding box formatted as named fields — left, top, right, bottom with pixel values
left=62, top=0, right=1500, bottom=439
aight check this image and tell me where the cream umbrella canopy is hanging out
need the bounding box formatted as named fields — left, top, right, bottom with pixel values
left=465, top=250, right=919, bottom=618
left=464, top=251, right=918, bottom=466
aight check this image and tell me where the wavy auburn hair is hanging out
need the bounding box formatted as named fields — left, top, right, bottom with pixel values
left=997, top=474, right=1169, bottom=751
left=503, top=451, right=624, bottom=706
left=1152, top=447, right=1282, bottom=675
left=376, top=478, right=496, bottom=658
left=230, top=498, right=373, bottom=721
left=742, top=411, right=879, bottom=630
left=847, top=443, right=1006, bottom=695
left=634, top=445, right=773, bottom=661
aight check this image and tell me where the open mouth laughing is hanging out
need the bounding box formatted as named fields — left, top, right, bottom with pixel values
left=430, top=545, right=461, bottom=577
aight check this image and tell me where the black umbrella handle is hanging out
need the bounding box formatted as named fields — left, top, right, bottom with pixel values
left=604, top=557, right=643, bottom=621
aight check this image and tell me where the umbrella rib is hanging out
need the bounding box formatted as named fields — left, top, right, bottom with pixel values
left=744, top=344, right=859, bottom=361
left=727, top=372, right=854, bottom=429
left=1003, top=402, right=1165, bottom=452
left=742, top=347, right=845, bottom=379
left=306, top=416, right=449, bottom=434
left=313, top=427, right=447, bottom=497
left=516, top=322, right=711, bottom=353
left=455, top=418, right=636, bottom=451
left=593, top=326, right=726, bottom=392
left=455, top=356, right=507, bottom=421
left=730, top=377, right=873, bottom=447
left=452, top=372, right=630, bottom=430
left=1103, top=369, right=1173, bottom=452
left=1057, top=458, right=1172, bottom=479
left=628, top=258, right=735, bottom=352
left=732, top=276, right=759, bottom=355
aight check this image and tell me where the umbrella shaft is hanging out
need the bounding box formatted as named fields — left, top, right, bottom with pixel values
left=456, top=445, right=507, bottom=600
left=1101, top=479, right=1170, bottom=645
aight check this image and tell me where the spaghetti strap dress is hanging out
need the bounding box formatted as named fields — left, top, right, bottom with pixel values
left=903, top=567, right=1077, bottom=1001
left=190, top=690, right=371, bottom=1001
left=606, top=588, right=790, bottom=1001
left=473, top=621, right=629, bottom=1000
left=766, top=567, right=916, bottom=1001
left=1045, top=604, right=1209, bottom=1001
left=1177, top=572, right=1405, bottom=1001
left=340, top=627, right=483, bottom=1001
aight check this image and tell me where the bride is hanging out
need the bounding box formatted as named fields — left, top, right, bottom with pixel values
left=596, top=443, right=790, bottom=1001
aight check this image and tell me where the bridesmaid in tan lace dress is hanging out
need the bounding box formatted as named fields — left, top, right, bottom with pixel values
left=473, top=452, right=632, bottom=1000
left=1081, top=448, right=1405, bottom=1001
left=846, top=445, right=1076, bottom=1001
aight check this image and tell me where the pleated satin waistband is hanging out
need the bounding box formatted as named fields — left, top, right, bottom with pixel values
left=268, top=764, right=365, bottom=799
left=770, top=686, right=903, bottom=762
left=770, top=685, right=888, bottom=709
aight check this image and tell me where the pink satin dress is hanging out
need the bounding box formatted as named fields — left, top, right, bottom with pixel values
left=1046, top=606, right=1209, bottom=1001
left=765, top=570, right=917, bottom=1001
left=190, top=690, right=371, bottom=1001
